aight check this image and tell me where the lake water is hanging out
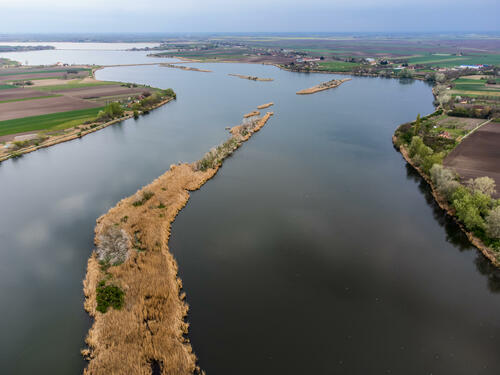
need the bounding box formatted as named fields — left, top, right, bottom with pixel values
left=0, top=45, right=173, bottom=65
left=0, top=48, right=499, bottom=374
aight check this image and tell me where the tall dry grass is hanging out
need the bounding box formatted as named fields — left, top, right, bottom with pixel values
left=83, top=111, right=273, bottom=374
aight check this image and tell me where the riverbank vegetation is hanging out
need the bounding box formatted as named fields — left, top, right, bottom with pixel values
left=83, top=109, right=274, bottom=374
left=0, top=63, right=176, bottom=162
left=394, top=110, right=500, bottom=263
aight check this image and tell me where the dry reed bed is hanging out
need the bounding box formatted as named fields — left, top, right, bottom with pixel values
left=296, top=78, right=351, bottom=95
left=160, top=63, right=212, bottom=73
left=83, top=111, right=274, bottom=374
left=244, top=110, right=260, bottom=118
left=257, top=102, right=274, bottom=109
left=228, top=73, right=273, bottom=82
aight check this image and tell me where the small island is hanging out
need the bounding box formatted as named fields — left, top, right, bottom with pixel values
left=296, top=78, right=351, bottom=95
left=160, top=63, right=212, bottom=72
left=228, top=73, right=273, bottom=82
left=0, top=45, right=55, bottom=52
left=257, top=102, right=274, bottom=109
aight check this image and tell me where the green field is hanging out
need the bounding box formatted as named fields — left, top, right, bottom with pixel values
left=453, top=77, right=500, bottom=91
left=0, top=107, right=104, bottom=136
left=408, top=54, right=500, bottom=67
left=316, top=61, right=361, bottom=72
left=0, top=84, right=14, bottom=90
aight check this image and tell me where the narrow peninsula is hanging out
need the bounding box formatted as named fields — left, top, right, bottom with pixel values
left=160, top=63, right=212, bottom=72
left=296, top=78, right=351, bottom=95
left=228, top=73, right=273, bottom=82
left=82, top=110, right=274, bottom=374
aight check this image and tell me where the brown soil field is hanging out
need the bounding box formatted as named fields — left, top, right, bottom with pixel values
left=0, top=97, right=173, bottom=163
left=0, top=72, right=71, bottom=82
left=0, top=96, right=100, bottom=121
left=395, top=136, right=500, bottom=267
left=0, top=88, right=50, bottom=101
left=55, top=85, right=151, bottom=99
left=444, top=121, right=500, bottom=198
left=83, top=111, right=274, bottom=375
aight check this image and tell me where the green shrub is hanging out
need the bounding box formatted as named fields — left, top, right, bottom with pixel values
left=132, top=190, right=154, bottom=206
left=96, top=102, right=124, bottom=122
left=451, top=186, right=493, bottom=232
left=96, top=281, right=124, bottom=313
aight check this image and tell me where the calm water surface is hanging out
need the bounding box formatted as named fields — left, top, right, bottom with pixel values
left=0, top=49, right=499, bottom=374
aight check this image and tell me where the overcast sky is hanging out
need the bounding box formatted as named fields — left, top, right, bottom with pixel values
left=1, top=0, right=499, bottom=33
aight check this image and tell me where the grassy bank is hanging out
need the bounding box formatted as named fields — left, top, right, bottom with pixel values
left=0, top=107, right=104, bottom=136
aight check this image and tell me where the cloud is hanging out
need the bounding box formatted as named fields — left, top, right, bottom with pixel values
left=0, top=0, right=498, bottom=32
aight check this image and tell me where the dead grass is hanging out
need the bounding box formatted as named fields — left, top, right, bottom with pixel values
left=244, top=110, right=260, bottom=118
left=257, top=102, right=274, bottom=109
left=83, top=110, right=274, bottom=375
left=228, top=73, right=273, bottom=82
left=296, top=78, right=351, bottom=95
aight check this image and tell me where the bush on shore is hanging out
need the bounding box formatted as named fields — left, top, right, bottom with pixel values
left=486, top=207, right=500, bottom=239
left=408, top=136, right=444, bottom=174
left=96, top=102, right=124, bottom=122
left=195, top=137, right=239, bottom=171
left=96, top=281, right=124, bottom=313
left=429, top=164, right=499, bottom=248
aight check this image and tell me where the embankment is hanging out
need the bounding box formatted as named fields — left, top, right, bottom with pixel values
left=393, top=135, right=500, bottom=268
left=83, top=111, right=274, bottom=374
left=296, top=78, right=351, bottom=95
left=0, top=97, right=173, bottom=163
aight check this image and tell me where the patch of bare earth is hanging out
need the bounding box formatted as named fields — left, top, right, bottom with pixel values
left=0, top=72, right=70, bottom=82
left=0, top=88, right=50, bottom=101
left=0, top=96, right=100, bottom=121
left=54, top=85, right=152, bottom=99
left=444, top=122, right=500, bottom=198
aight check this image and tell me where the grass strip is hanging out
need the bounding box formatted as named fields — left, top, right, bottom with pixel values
left=0, top=107, right=104, bottom=136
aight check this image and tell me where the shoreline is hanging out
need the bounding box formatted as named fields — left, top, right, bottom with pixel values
left=228, top=73, right=273, bottom=81
left=161, top=63, right=211, bottom=72
left=155, top=55, right=428, bottom=82
left=393, top=135, right=500, bottom=267
left=296, top=78, right=351, bottom=94
left=0, top=97, right=173, bottom=163
left=83, top=111, right=274, bottom=374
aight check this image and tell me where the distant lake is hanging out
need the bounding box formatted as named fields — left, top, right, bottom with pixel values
left=0, top=46, right=499, bottom=374
left=0, top=42, right=160, bottom=50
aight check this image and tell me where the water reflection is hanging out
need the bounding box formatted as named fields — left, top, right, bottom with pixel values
left=405, top=163, right=500, bottom=293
